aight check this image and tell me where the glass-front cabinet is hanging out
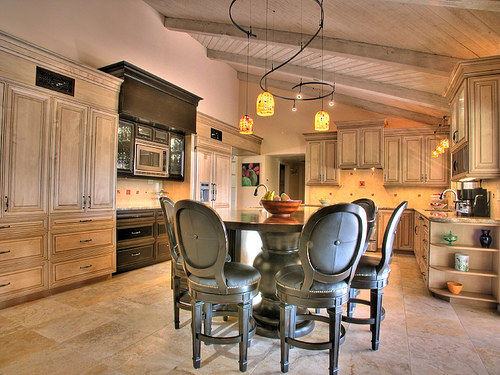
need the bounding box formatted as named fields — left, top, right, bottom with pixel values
left=168, top=133, right=185, bottom=180
left=117, top=120, right=134, bottom=175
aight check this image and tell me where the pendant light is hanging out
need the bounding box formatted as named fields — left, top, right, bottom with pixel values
left=314, top=13, right=329, bottom=131
left=256, top=0, right=274, bottom=117
left=239, top=25, right=254, bottom=134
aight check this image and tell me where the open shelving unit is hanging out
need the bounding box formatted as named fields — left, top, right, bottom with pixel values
left=428, top=222, right=499, bottom=308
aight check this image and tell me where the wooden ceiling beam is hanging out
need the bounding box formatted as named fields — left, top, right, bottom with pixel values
left=213, top=50, right=449, bottom=111
left=164, top=17, right=460, bottom=76
left=237, top=72, right=444, bottom=125
left=379, top=0, right=500, bottom=12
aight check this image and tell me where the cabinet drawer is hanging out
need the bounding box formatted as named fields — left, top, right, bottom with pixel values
left=117, top=244, right=154, bottom=267
left=156, top=241, right=171, bottom=260
left=51, top=253, right=115, bottom=286
left=0, top=236, right=45, bottom=261
left=0, top=264, right=48, bottom=300
left=53, top=228, right=114, bottom=254
left=117, top=224, right=154, bottom=242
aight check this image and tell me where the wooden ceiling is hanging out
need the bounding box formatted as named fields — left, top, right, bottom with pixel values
left=144, top=0, right=500, bottom=125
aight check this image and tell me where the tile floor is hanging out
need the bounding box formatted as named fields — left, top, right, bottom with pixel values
left=1, top=253, right=499, bottom=375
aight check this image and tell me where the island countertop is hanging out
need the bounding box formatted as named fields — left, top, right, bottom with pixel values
left=413, top=208, right=500, bottom=225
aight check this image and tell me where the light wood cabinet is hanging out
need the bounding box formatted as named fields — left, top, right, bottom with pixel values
left=445, top=56, right=500, bottom=181
left=303, top=132, right=339, bottom=186
left=336, top=119, right=385, bottom=169
left=383, top=136, right=402, bottom=184
left=196, top=136, right=232, bottom=209
left=1, top=84, right=50, bottom=218
left=427, top=220, right=499, bottom=308
left=381, top=126, right=450, bottom=187
left=413, top=212, right=430, bottom=284
left=0, top=31, right=121, bottom=307
left=51, top=99, right=117, bottom=213
left=378, top=208, right=413, bottom=252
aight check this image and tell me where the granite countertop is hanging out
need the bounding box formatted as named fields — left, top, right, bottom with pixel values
left=116, top=205, right=160, bottom=211
left=413, top=208, right=500, bottom=225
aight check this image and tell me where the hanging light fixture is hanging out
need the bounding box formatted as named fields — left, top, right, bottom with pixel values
left=440, top=138, right=450, bottom=149
left=314, top=110, right=330, bottom=131
left=431, top=150, right=439, bottom=158
left=238, top=8, right=254, bottom=135
left=256, top=0, right=274, bottom=117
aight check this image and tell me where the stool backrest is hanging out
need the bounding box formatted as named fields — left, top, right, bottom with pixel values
left=379, top=201, right=408, bottom=274
left=352, top=198, right=377, bottom=251
left=173, top=199, right=229, bottom=293
left=298, top=203, right=367, bottom=295
left=159, top=197, right=179, bottom=263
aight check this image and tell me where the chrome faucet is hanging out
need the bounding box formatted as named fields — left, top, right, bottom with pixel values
left=439, top=189, right=458, bottom=201
left=253, top=184, right=269, bottom=196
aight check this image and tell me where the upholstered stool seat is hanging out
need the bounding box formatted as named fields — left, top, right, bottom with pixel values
left=189, top=262, right=260, bottom=292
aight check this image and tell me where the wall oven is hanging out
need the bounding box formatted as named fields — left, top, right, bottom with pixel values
left=134, top=140, right=169, bottom=178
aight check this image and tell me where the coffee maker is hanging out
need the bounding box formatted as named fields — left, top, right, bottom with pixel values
left=457, top=182, right=490, bottom=217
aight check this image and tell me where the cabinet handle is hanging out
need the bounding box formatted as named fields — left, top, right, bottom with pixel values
left=4, top=196, right=8, bottom=212
left=131, top=252, right=141, bottom=257
left=79, top=264, right=92, bottom=269
left=80, top=239, right=93, bottom=243
left=131, top=231, right=141, bottom=235
left=0, top=250, right=11, bottom=255
left=79, top=219, right=92, bottom=222
left=82, top=196, right=86, bottom=209
left=0, top=225, right=11, bottom=229
left=87, top=196, right=91, bottom=209
left=414, top=226, right=418, bottom=235
left=422, top=255, right=426, bottom=260
left=452, top=130, right=458, bottom=143
left=425, top=174, right=428, bottom=182
left=421, top=174, right=424, bottom=182
left=0, top=282, right=11, bottom=288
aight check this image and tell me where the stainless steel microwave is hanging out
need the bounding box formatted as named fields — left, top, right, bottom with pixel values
left=134, top=140, right=169, bottom=178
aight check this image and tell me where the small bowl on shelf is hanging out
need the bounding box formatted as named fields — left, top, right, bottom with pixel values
left=261, top=199, right=302, bottom=217
left=443, top=231, right=458, bottom=246
left=447, top=281, right=463, bottom=295
left=319, top=198, right=330, bottom=205
left=429, top=202, right=447, bottom=210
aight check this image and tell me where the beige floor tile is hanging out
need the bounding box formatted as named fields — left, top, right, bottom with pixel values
left=0, top=329, right=57, bottom=368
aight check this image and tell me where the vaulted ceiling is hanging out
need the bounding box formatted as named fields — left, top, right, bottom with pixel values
left=144, top=0, right=500, bottom=125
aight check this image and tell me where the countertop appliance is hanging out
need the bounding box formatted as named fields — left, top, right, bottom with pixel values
left=457, top=187, right=490, bottom=217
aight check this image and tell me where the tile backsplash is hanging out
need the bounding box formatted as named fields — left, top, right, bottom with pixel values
left=116, top=179, right=164, bottom=208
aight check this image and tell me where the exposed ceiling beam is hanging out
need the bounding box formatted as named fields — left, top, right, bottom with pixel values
left=164, top=17, right=460, bottom=76
left=378, top=0, right=500, bottom=12
left=238, top=72, right=443, bottom=125
left=211, top=50, right=449, bottom=111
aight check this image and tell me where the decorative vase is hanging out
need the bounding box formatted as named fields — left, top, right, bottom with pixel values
left=443, top=231, right=458, bottom=246
left=479, top=229, right=492, bottom=248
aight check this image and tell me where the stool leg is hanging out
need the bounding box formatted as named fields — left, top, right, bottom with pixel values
left=279, top=303, right=294, bottom=373
left=328, top=304, right=342, bottom=375
left=370, top=288, right=384, bottom=351
left=204, top=302, right=213, bottom=338
left=347, top=287, right=357, bottom=318
left=191, top=301, right=203, bottom=369
left=238, top=302, right=250, bottom=372
left=173, top=275, right=181, bottom=329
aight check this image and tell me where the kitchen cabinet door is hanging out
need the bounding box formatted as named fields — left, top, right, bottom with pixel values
left=450, top=83, right=467, bottom=150
left=338, top=129, right=358, bottom=168
left=1, top=84, right=50, bottom=218
left=397, top=211, right=414, bottom=252
left=383, top=136, right=401, bottom=185
left=87, top=108, right=117, bottom=211
left=51, top=99, right=117, bottom=213
left=402, top=136, right=425, bottom=185
left=51, top=98, right=88, bottom=213
left=359, top=127, right=383, bottom=168
left=305, top=139, right=339, bottom=185
left=213, top=152, right=231, bottom=209
left=425, top=136, right=449, bottom=186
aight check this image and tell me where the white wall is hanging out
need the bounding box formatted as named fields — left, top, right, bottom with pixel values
left=0, top=0, right=240, bottom=126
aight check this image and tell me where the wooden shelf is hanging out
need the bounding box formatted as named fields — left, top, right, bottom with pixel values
left=429, top=287, right=497, bottom=303
left=429, top=265, right=498, bottom=278
left=431, top=243, right=499, bottom=252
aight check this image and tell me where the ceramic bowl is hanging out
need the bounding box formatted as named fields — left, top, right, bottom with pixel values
left=261, top=199, right=301, bottom=217
left=319, top=199, right=330, bottom=205
left=447, top=281, right=463, bottom=295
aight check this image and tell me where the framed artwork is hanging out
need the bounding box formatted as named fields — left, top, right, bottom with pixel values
left=242, top=163, right=260, bottom=186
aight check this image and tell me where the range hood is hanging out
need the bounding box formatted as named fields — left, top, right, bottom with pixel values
left=99, top=61, right=202, bottom=133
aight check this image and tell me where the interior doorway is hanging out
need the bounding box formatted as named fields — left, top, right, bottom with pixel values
left=278, top=155, right=305, bottom=201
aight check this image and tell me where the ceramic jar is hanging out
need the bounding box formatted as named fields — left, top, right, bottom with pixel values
left=454, top=253, right=469, bottom=272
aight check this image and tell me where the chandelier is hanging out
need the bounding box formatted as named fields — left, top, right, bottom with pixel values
left=431, top=116, right=449, bottom=158
left=230, top=0, right=335, bottom=130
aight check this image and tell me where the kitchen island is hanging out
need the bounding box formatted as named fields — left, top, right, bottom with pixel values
left=413, top=208, right=500, bottom=309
